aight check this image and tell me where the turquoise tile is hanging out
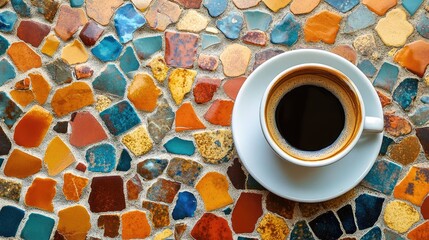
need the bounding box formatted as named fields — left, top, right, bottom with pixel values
left=325, top=0, right=359, bottom=12
left=216, top=12, right=243, bottom=40
left=86, top=144, right=116, bottom=173
left=0, top=11, right=18, bottom=32
left=361, top=159, right=402, bottom=195
left=344, top=5, right=376, bottom=33
left=270, top=13, right=301, bottom=47
left=202, top=34, right=221, bottom=49
left=21, top=213, right=55, bottom=240
left=120, top=46, right=139, bottom=74
left=100, top=101, right=141, bottom=136
left=164, top=137, right=195, bottom=156
left=417, top=13, right=429, bottom=39
left=0, top=59, right=16, bottom=86
left=114, top=3, right=146, bottom=43
left=91, top=35, right=123, bottom=62
left=402, top=0, right=423, bottom=16
left=392, top=78, right=418, bottom=110
left=373, top=62, right=399, bottom=92
left=70, top=0, right=84, bottom=7
left=133, top=35, right=162, bottom=59
left=93, top=64, right=127, bottom=97
left=203, top=0, right=227, bottom=17
left=116, top=149, right=132, bottom=172
left=410, top=106, right=429, bottom=126
left=244, top=10, right=272, bottom=31
left=357, top=60, right=377, bottom=78
left=0, top=92, right=22, bottom=128
left=0, top=205, right=24, bottom=237
left=11, top=0, right=31, bottom=17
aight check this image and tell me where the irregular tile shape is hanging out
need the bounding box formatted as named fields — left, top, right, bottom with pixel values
left=0, top=11, right=18, bottom=32
left=85, top=144, right=116, bottom=173
left=175, top=102, right=205, bottom=132
left=25, top=177, right=56, bottom=212
left=137, top=158, right=168, bottom=180
left=57, top=205, right=90, bottom=240
left=132, top=0, right=152, bottom=11
left=394, top=40, right=429, bottom=78
left=45, top=59, right=73, bottom=85
left=147, top=56, right=169, bottom=82
left=193, top=78, right=221, bottom=104
left=194, top=130, right=234, bottom=164
left=145, top=0, right=181, bottom=31
left=198, top=54, right=219, bottom=71
left=51, top=82, right=95, bottom=117
left=362, top=159, right=402, bottom=194
left=0, top=205, right=24, bottom=237
left=165, top=31, right=199, bottom=68
left=331, top=45, right=357, bottom=64
left=164, top=137, right=195, bottom=156
left=394, top=166, right=429, bottom=205
left=70, top=0, right=84, bottom=7
left=9, top=89, right=34, bottom=107
left=384, top=200, right=419, bottom=233
left=0, top=178, right=21, bottom=202
left=142, top=201, right=170, bottom=228
left=253, top=48, right=284, bottom=70
left=97, top=215, right=120, bottom=238
left=355, top=194, right=385, bottom=229
left=61, top=40, right=88, bottom=65
left=290, top=0, right=320, bottom=15
left=417, top=14, right=429, bottom=39
left=384, top=113, right=412, bottom=137
left=270, top=13, right=300, bottom=47
left=168, top=68, right=197, bottom=105
left=385, top=229, right=406, bottom=240
left=173, top=191, right=197, bottom=220
left=415, top=127, right=429, bottom=158
left=353, top=34, right=377, bottom=56
left=299, top=202, right=322, bottom=218
left=257, top=213, right=290, bottom=240
left=0, top=92, right=22, bottom=128
left=11, top=0, right=31, bottom=17
left=121, top=211, right=151, bottom=239
left=167, top=157, right=202, bottom=185
left=29, top=73, right=51, bottom=105
left=126, top=174, right=142, bottom=200
left=389, top=135, right=420, bottom=165
left=227, top=158, right=246, bottom=189
left=304, top=10, right=342, bottom=44
left=86, top=0, right=123, bottom=25
left=122, top=125, right=153, bottom=156
left=99, top=100, right=141, bottom=136
left=196, top=172, right=233, bottom=211
left=93, top=64, right=126, bottom=97
left=54, top=5, right=86, bottom=41
left=408, top=221, right=429, bottom=240
left=63, top=173, right=88, bottom=202
left=79, top=20, right=104, bottom=46
left=337, top=205, right=357, bottom=234
left=377, top=90, right=392, bottom=108
left=7, top=42, right=42, bottom=72
left=191, top=213, right=233, bottom=240
left=223, top=76, right=246, bottom=100
left=344, top=5, right=376, bottom=33
left=20, top=213, right=55, bottom=240
left=375, top=9, right=413, bottom=47
left=14, top=105, right=52, bottom=148
left=205, top=99, right=234, bottom=126
left=216, top=12, right=243, bottom=39
left=203, top=0, right=227, bottom=17
left=95, top=95, right=111, bottom=112
left=241, top=30, right=267, bottom=46
left=290, top=220, right=314, bottom=240
left=232, top=193, right=263, bottom=233
left=422, top=196, right=429, bottom=219
left=402, top=0, right=423, bottom=16
left=421, top=96, right=429, bottom=103
left=309, top=211, right=343, bottom=239
left=362, top=0, right=397, bottom=15
left=325, top=0, right=359, bottom=12
left=147, top=178, right=181, bottom=203
left=373, top=62, right=399, bottom=92
left=120, top=46, right=139, bottom=74
left=17, top=20, right=50, bottom=47
left=247, top=174, right=266, bottom=190
left=88, top=176, right=125, bottom=212
left=75, top=162, right=87, bottom=172
left=44, top=136, right=76, bottom=176
left=70, top=111, right=107, bottom=147
left=133, top=35, right=162, bottom=59
left=361, top=227, right=381, bottom=240
left=116, top=149, right=132, bottom=171
left=220, top=44, right=251, bottom=77
left=147, top=99, right=175, bottom=143
left=128, top=73, right=161, bottom=112
left=0, top=59, right=15, bottom=86
left=114, top=3, right=145, bottom=43
left=30, top=0, right=60, bottom=22
left=201, top=34, right=221, bottom=49
left=53, top=122, right=68, bottom=133
left=4, top=149, right=41, bottom=178
left=262, top=0, right=291, bottom=12
left=91, top=35, right=123, bottom=62
left=177, top=10, right=209, bottom=33
left=266, top=192, right=295, bottom=219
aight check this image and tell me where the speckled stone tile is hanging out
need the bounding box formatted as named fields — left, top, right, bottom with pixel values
left=147, top=178, right=180, bottom=203
left=257, top=213, right=290, bottom=240
left=361, top=159, right=402, bottom=194
left=384, top=200, right=420, bottom=233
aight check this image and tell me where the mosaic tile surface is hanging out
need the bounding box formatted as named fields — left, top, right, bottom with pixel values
left=1, top=0, right=429, bottom=239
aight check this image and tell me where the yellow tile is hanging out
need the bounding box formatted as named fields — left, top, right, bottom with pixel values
left=44, top=136, right=76, bottom=176
left=41, top=34, right=61, bottom=57
left=384, top=200, right=420, bottom=233
left=196, top=172, right=233, bottom=211
left=122, top=125, right=153, bottom=156
left=61, top=39, right=89, bottom=65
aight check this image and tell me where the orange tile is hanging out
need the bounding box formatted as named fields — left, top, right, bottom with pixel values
left=394, top=166, right=429, bottom=206
left=408, top=221, right=429, bottom=240
left=62, top=173, right=89, bottom=201
left=7, top=42, right=42, bottom=72
left=128, top=73, right=162, bottom=112
left=4, top=149, right=42, bottom=179
left=29, top=72, right=51, bottom=105
left=331, top=45, right=357, bottom=64
left=122, top=210, right=151, bottom=239
left=25, top=177, right=56, bottom=212
left=13, top=105, right=53, bottom=148
left=61, top=40, right=89, bottom=65
left=10, top=89, right=35, bottom=107
left=290, top=0, right=320, bottom=15
left=204, top=100, right=234, bottom=126
left=14, top=77, right=30, bottom=90
left=304, top=10, right=342, bottom=44
left=362, top=0, right=397, bottom=16
left=57, top=205, right=91, bottom=240
left=196, top=172, right=234, bottom=211
left=394, top=40, right=429, bottom=78
left=175, top=102, right=206, bottom=132
left=223, top=76, right=246, bottom=100
left=51, top=82, right=95, bottom=117
left=44, top=136, right=76, bottom=176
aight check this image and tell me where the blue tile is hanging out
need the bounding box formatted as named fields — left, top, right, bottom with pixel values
left=357, top=60, right=377, bottom=78
left=114, top=3, right=146, bottom=43
left=100, top=101, right=141, bottom=136
left=355, top=194, right=384, bottom=230
left=373, top=62, right=399, bottom=92
left=164, top=137, right=195, bottom=156
left=309, top=211, right=343, bottom=240
left=132, top=35, right=162, bottom=59
left=92, top=64, right=127, bottom=97
left=421, top=95, right=429, bottom=103
left=11, top=0, right=31, bottom=17
left=86, top=144, right=116, bottom=173
left=392, top=78, right=418, bottom=110
left=0, top=35, right=9, bottom=55
left=223, top=207, right=232, bottom=215
left=0, top=92, right=22, bottom=128
left=70, top=0, right=84, bottom=7
left=21, top=213, right=55, bottom=240
left=417, top=13, right=429, bottom=39
left=0, top=158, right=3, bottom=167
left=216, top=12, right=243, bottom=40
left=380, top=136, right=394, bottom=155
left=0, top=125, right=11, bottom=155
left=290, top=220, right=315, bottom=240
left=0, top=11, right=18, bottom=32
left=336, top=204, right=356, bottom=234
left=172, top=191, right=197, bottom=220
left=361, top=226, right=382, bottom=240
left=201, top=34, right=221, bottom=49
left=91, top=35, right=123, bottom=62
left=402, top=0, right=423, bottom=16
left=344, top=5, right=376, bottom=33
left=410, top=106, right=429, bottom=126
left=203, top=0, right=227, bottom=17
left=137, top=158, right=168, bottom=180
left=0, top=205, right=24, bottom=237
left=116, top=149, right=132, bottom=172
left=246, top=174, right=265, bottom=190
left=270, top=13, right=301, bottom=47
left=120, top=46, right=139, bottom=74
left=244, top=10, right=272, bottom=31
left=0, top=59, right=16, bottom=86
left=384, top=229, right=405, bottom=240
left=325, top=0, right=359, bottom=12
left=237, top=237, right=257, bottom=240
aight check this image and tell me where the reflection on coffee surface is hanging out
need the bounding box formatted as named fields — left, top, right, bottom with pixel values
left=275, top=85, right=345, bottom=151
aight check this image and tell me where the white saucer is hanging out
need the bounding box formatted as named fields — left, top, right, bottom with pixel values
left=232, top=49, right=383, bottom=202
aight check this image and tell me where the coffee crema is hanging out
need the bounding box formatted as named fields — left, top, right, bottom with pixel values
left=264, top=66, right=362, bottom=161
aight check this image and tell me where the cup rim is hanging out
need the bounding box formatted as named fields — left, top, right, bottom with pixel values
left=259, top=63, right=366, bottom=167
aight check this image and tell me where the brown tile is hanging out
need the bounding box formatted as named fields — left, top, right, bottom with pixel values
left=79, top=21, right=104, bottom=46
left=88, top=176, right=126, bottom=213
left=98, top=215, right=120, bottom=238
left=54, top=5, right=87, bottom=41
left=17, top=20, right=50, bottom=47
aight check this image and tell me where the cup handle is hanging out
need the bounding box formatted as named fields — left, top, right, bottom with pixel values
left=363, top=116, right=384, bottom=133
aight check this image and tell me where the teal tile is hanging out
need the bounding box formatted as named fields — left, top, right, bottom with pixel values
left=202, top=34, right=221, bottom=49
left=120, top=46, right=139, bottom=74
left=243, top=10, right=272, bottom=31
left=133, top=35, right=162, bottom=59
left=21, top=213, right=55, bottom=240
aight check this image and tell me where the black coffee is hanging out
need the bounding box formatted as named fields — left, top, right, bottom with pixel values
left=275, top=85, right=345, bottom=151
